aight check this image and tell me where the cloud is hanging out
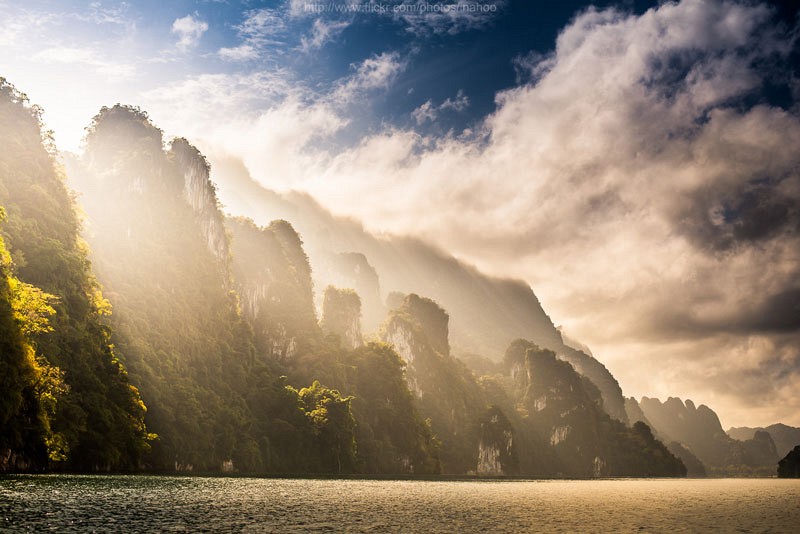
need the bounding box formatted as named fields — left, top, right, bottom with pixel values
left=238, top=8, right=286, bottom=42
left=218, top=44, right=259, bottom=62
left=217, top=7, right=288, bottom=61
left=32, top=46, right=135, bottom=79
left=172, top=14, right=208, bottom=51
left=413, top=89, right=470, bottom=124
left=412, top=100, right=437, bottom=124
left=141, top=0, right=800, bottom=427
left=0, top=6, right=58, bottom=48
left=300, top=18, right=350, bottom=53
left=75, top=2, right=135, bottom=28
left=334, top=51, right=407, bottom=101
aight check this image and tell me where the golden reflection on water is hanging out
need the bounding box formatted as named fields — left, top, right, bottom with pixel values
left=1, top=476, right=798, bottom=532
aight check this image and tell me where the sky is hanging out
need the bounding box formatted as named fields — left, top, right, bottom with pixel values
left=1, top=0, right=799, bottom=428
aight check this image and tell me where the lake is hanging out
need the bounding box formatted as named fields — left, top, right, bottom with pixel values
left=1, top=476, right=798, bottom=532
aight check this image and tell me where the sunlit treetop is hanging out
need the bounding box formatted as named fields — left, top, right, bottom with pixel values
left=84, top=104, right=164, bottom=154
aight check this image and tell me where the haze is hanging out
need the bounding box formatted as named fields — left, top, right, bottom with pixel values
left=1, top=0, right=798, bottom=428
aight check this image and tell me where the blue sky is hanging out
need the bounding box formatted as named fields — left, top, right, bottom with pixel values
left=2, top=0, right=800, bottom=426
left=2, top=0, right=796, bottom=149
left=0, top=0, right=671, bottom=148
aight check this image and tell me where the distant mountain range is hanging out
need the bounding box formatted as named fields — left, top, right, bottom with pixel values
left=728, top=424, right=800, bottom=459
left=204, top=151, right=629, bottom=423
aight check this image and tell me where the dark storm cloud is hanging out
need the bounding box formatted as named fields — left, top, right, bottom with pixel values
left=677, top=176, right=800, bottom=252
left=736, top=288, right=800, bottom=333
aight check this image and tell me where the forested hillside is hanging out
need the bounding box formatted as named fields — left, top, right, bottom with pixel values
left=0, top=79, right=150, bottom=471
left=2, top=81, right=688, bottom=477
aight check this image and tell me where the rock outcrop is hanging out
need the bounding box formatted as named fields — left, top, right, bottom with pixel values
left=778, top=446, right=800, bottom=478
left=227, top=217, right=318, bottom=359
left=728, top=423, right=800, bottom=458
left=171, top=138, right=230, bottom=271
left=638, top=397, right=778, bottom=474
left=503, top=340, right=685, bottom=477
left=316, top=252, right=384, bottom=333
left=380, top=294, right=488, bottom=473
left=476, top=406, right=518, bottom=476
left=321, top=286, right=363, bottom=349
left=207, top=152, right=636, bottom=425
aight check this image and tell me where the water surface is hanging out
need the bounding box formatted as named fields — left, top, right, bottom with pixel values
left=1, top=476, right=798, bottom=532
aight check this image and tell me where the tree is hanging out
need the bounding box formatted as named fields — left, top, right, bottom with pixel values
left=297, top=381, right=357, bottom=474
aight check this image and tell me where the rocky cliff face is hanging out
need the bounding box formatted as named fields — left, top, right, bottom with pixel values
left=476, top=406, right=518, bottom=476
left=321, top=286, right=363, bottom=349
left=513, top=343, right=605, bottom=476
left=207, top=153, right=633, bottom=425
left=67, top=105, right=261, bottom=471
left=743, top=430, right=779, bottom=466
left=227, top=217, right=318, bottom=359
left=638, top=397, right=778, bottom=473
left=625, top=397, right=650, bottom=426
left=728, top=423, right=800, bottom=458
left=315, top=252, right=384, bottom=333
left=778, top=446, right=800, bottom=478
left=171, top=138, right=230, bottom=272
left=556, top=345, right=628, bottom=423
left=380, top=294, right=488, bottom=473
left=501, top=341, right=685, bottom=477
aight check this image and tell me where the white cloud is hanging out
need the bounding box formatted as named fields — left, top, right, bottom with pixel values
left=0, top=6, right=57, bottom=48
left=334, top=51, right=407, bottom=101
left=218, top=44, right=259, bottom=62
left=32, top=46, right=135, bottom=79
left=413, top=89, right=470, bottom=124
left=172, top=14, right=208, bottom=51
left=217, top=7, right=287, bottom=61
left=300, top=18, right=350, bottom=53
left=237, top=7, right=286, bottom=47
left=412, top=100, right=437, bottom=124
left=76, top=2, right=135, bottom=28
left=441, top=89, right=469, bottom=111
left=131, top=0, right=800, bottom=427
left=287, top=0, right=313, bottom=19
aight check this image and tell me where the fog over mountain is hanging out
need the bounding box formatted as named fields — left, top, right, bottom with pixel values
left=1, top=0, right=798, bottom=428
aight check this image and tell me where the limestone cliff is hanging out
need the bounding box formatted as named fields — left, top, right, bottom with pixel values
left=728, top=423, right=800, bottom=458
left=513, top=343, right=604, bottom=475
left=380, top=294, right=488, bottom=473
left=476, top=406, right=518, bottom=476
left=171, top=138, right=230, bottom=272
left=227, top=216, right=318, bottom=359
left=504, top=341, right=685, bottom=477
left=778, top=446, right=800, bottom=478
left=315, top=252, right=384, bottom=333
left=207, top=154, right=632, bottom=425
left=321, top=286, right=363, bottom=349
left=638, top=397, right=778, bottom=474
left=68, top=105, right=258, bottom=471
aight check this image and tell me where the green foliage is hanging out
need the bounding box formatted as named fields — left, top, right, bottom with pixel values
left=0, top=79, right=151, bottom=471
left=8, top=277, right=56, bottom=338
left=228, top=217, right=438, bottom=473
left=297, top=380, right=357, bottom=473
left=69, top=112, right=262, bottom=471
left=505, top=339, right=685, bottom=477
left=344, top=343, right=439, bottom=474
left=381, top=294, right=486, bottom=474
